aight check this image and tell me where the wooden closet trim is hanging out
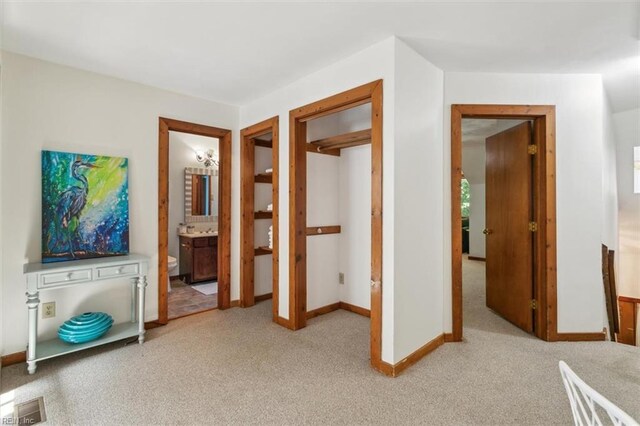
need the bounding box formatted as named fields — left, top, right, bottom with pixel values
left=450, top=105, right=557, bottom=342
left=240, top=116, right=280, bottom=322
left=289, top=80, right=384, bottom=374
left=158, top=118, right=232, bottom=324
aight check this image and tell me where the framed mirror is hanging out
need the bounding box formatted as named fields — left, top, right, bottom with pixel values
left=184, top=166, right=218, bottom=223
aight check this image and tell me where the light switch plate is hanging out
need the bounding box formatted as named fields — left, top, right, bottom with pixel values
left=42, top=302, right=56, bottom=319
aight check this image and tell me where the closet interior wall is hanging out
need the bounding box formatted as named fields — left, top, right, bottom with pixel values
left=306, top=104, right=372, bottom=313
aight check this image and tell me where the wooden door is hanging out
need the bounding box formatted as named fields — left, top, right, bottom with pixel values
left=485, top=122, right=534, bottom=332
left=617, top=298, right=638, bottom=346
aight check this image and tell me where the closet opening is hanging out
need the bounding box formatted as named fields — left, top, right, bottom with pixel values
left=240, top=117, right=279, bottom=319
left=157, top=118, right=232, bottom=325
left=288, top=81, right=384, bottom=373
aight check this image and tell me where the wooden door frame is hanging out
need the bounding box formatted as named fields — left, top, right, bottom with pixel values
left=288, top=80, right=384, bottom=372
left=451, top=104, right=557, bottom=342
left=158, top=117, right=232, bottom=324
left=240, top=116, right=279, bottom=321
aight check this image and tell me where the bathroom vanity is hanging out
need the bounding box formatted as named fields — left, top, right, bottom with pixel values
left=179, top=234, right=218, bottom=284
left=175, top=166, right=219, bottom=284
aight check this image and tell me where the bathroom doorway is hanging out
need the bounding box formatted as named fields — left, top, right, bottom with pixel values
left=158, top=118, right=231, bottom=324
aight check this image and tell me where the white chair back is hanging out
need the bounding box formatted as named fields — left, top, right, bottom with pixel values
left=559, top=361, right=639, bottom=426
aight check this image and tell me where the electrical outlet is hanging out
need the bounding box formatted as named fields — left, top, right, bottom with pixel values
left=42, top=302, right=56, bottom=319
left=339, top=272, right=344, bottom=285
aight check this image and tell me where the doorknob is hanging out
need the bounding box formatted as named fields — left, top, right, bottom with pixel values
left=482, top=228, right=493, bottom=235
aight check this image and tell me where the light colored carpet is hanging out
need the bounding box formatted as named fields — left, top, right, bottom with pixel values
left=1, top=258, right=638, bottom=425
left=192, top=281, right=217, bottom=296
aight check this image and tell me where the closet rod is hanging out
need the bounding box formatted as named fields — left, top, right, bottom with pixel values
left=306, top=144, right=341, bottom=157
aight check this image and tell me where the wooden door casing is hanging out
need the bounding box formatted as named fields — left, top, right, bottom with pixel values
left=485, top=121, right=534, bottom=333
left=451, top=104, right=558, bottom=343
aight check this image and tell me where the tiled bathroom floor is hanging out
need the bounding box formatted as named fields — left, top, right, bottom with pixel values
left=168, top=278, right=217, bottom=319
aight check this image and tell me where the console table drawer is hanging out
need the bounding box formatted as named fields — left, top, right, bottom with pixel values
left=96, top=263, right=139, bottom=279
left=40, top=269, right=93, bottom=288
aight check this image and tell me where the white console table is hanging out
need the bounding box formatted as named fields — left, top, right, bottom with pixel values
left=23, top=254, right=149, bottom=374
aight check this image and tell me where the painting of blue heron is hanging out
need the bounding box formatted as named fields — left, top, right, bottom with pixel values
left=42, top=150, right=129, bottom=263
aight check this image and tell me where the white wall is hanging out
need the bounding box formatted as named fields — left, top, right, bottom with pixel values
left=337, top=145, right=371, bottom=309
left=297, top=106, right=373, bottom=312
left=168, top=132, right=219, bottom=267
left=337, top=105, right=372, bottom=309
left=602, top=98, right=619, bottom=253
left=613, top=107, right=640, bottom=345
left=468, top=184, right=486, bottom=258
left=1, top=51, right=238, bottom=354
left=0, top=43, right=4, bottom=369
left=240, top=38, right=446, bottom=363
left=306, top=119, right=341, bottom=311
left=444, top=72, right=607, bottom=334
left=601, top=95, right=620, bottom=339
left=240, top=37, right=397, bottom=362
left=613, top=108, right=640, bottom=300
left=392, top=40, right=444, bottom=361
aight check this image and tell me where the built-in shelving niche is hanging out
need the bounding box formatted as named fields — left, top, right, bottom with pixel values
left=240, top=119, right=279, bottom=310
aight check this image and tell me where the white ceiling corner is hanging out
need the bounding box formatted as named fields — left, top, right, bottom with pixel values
left=2, top=2, right=639, bottom=112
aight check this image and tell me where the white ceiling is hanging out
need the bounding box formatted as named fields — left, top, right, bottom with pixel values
left=462, top=119, right=528, bottom=145
left=2, top=2, right=639, bottom=112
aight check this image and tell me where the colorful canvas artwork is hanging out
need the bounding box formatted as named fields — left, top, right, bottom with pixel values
left=42, top=150, right=129, bottom=263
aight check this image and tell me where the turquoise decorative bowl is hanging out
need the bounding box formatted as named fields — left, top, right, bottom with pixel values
left=58, top=312, right=113, bottom=344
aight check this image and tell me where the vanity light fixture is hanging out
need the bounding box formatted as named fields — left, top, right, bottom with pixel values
left=195, top=149, right=219, bottom=168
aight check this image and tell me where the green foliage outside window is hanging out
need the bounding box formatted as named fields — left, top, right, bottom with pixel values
left=461, top=178, right=471, bottom=218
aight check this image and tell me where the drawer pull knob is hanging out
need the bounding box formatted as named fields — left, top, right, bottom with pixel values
left=65, top=273, right=72, bottom=281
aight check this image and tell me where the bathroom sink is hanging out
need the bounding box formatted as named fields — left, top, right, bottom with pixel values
left=179, top=231, right=218, bottom=238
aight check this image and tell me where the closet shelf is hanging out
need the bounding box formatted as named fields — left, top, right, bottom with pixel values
left=308, top=129, right=371, bottom=152
left=254, top=173, right=272, bottom=183
left=254, top=138, right=272, bottom=149
left=254, top=211, right=273, bottom=219
left=254, top=247, right=273, bottom=256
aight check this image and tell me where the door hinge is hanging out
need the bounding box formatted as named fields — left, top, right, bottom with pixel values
left=527, top=144, right=538, bottom=155
left=530, top=299, right=538, bottom=310
left=529, top=222, right=538, bottom=232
